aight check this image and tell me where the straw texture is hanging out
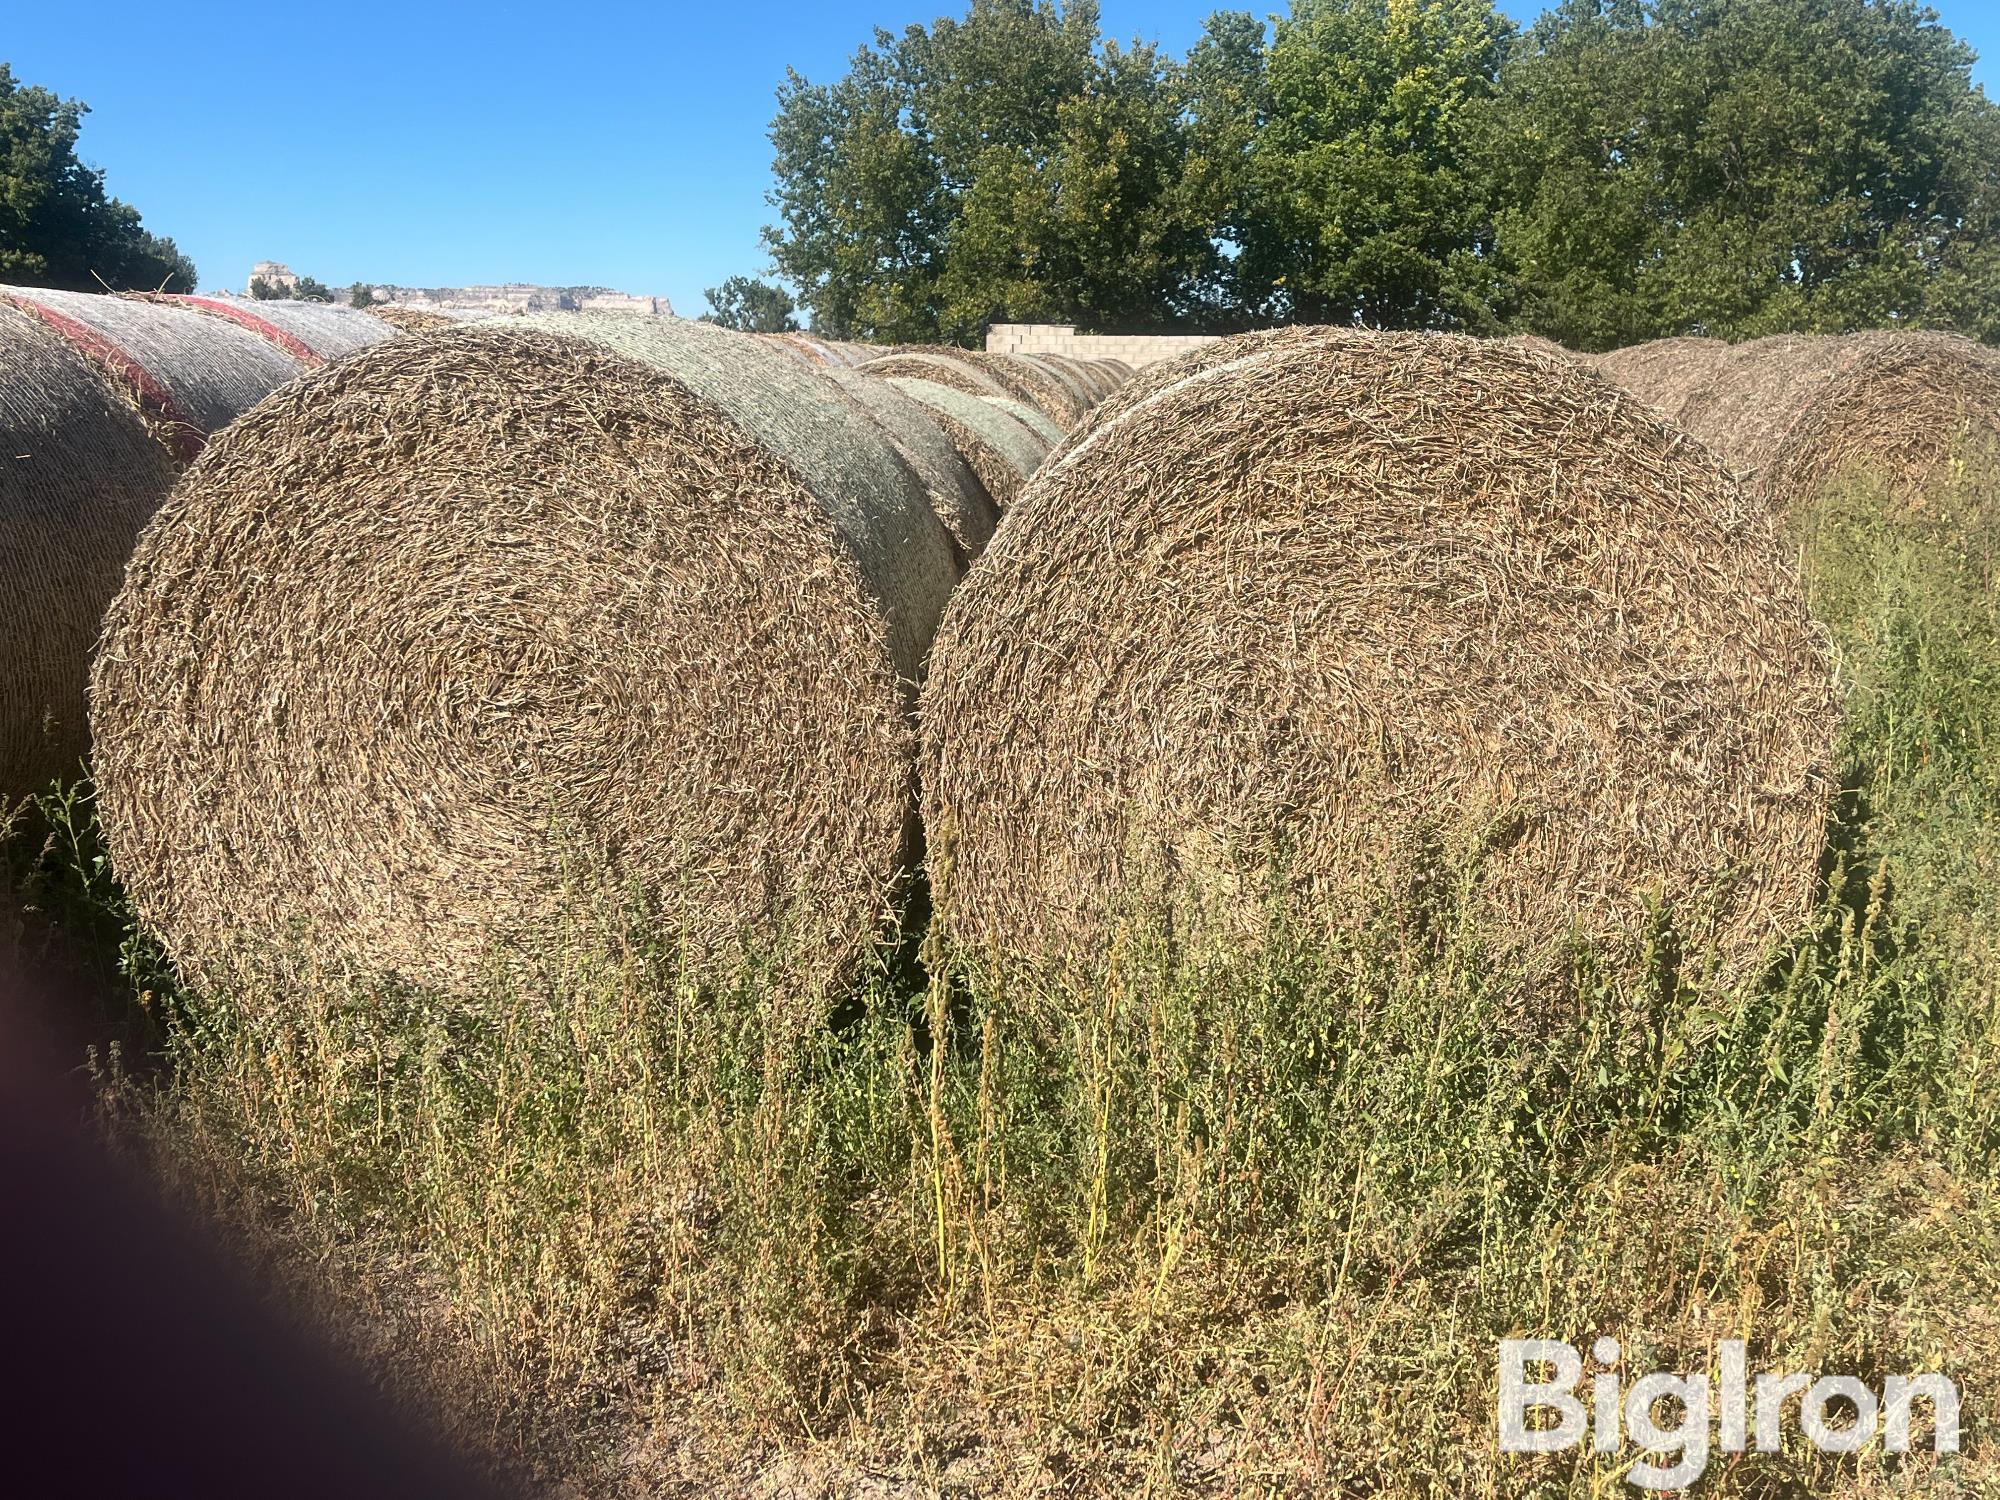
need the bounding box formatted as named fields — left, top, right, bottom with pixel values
left=498, top=312, right=958, bottom=678
left=884, top=378, right=1051, bottom=511
left=92, top=327, right=922, bottom=998
left=365, top=305, right=458, bottom=334
left=922, top=330, right=1840, bottom=980
left=0, top=306, right=179, bottom=798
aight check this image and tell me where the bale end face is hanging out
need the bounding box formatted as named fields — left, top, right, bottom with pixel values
left=92, top=326, right=920, bottom=1006
left=923, top=329, right=1840, bottom=985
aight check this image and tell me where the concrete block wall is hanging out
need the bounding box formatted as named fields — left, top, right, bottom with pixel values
left=987, top=322, right=1219, bottom=368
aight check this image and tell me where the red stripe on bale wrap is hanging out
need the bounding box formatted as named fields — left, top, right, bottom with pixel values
left=162, top=296, right=324, bottom=369
left=0, top=292, right=208, bottom=465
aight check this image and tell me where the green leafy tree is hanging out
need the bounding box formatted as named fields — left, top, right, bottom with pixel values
left=1241, top=0, right=1513, bottom=329
left=294, top=274, right=333, bottom=303
left=1486, top=0, right=2000, bottom=348
left=765, top=0, right=1218, bottom=341
left=348, top=281, right=379, bottom=308
left=699, top=274, right=800, bottom=331
left=0, top=64, right=195, bottom=292
left=247, top=276, right=289, bottom=301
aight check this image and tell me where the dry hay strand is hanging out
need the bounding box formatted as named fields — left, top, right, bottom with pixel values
left=982, top=394, right=1065, bottom=447
left=91, top=327, right=924, bottom=1002
left=366, top=304, right=458, bottom=334
left=0, top=304, right=179, bottom=798
left=496, top=312, right=958, bottom=677
left=178, top=297, right=399, bottom=362
left=828, top=368, right=999, bottom=562
left=1589, top=336, right=1730, bottom=428
left=1503, top=333, right=1572, bottom=359
left=1, top=284, right=306, bottom=460
left=922, top=329, right=1840, bottom=982
left=883, top=378, right=1051, bottom=511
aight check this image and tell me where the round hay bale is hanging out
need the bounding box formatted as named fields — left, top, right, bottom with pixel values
left=922, top=329, right=1840, bottom=982
left=496, top=312, right=958, bottom=678
left=176, top=297, right=398, bottom=362
left=2, top=286, right=305, bottom=445
left=0, top=306, right=179, bottom=798
left=860, top=351, right=1012, bottom=402
left=92, top=327, right=925, bottom=999
left=961, top=351, right=1087, bottom=428
left=1588, top=336, right=1730, bottom=428
left=1048, top=354, right=1124, bottom=402
left=1763, top=331, right=2000, bottom=510
left=827, top=369, right=999, bottom=562
left=365, top=304, right=457, bottom=334
left=982, top=394, right=1065, bottom=448
left=1013, top=354, right=1100, bottom=416
left=884, top=378, right=1051, bottom=511
left=1651, top=332, right=2000, bottom=514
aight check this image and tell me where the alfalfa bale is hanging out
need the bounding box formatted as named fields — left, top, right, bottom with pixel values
left=1011, top=354, right=1099, bottom=418
left=2, top=287, right=305, bottom=439
left=179, top=297, right=399, bottom=362
left=0, top=305, right=179, bottom=798
left=1678, top=332, right=2000, bottom=512
left=922, top=329, right=1840, bottom=982
left=828, top=368, right=999, bottom=562
left=1588, top=336, right=1730, bottom=428
left=90, top=327, right=928, bottom=1000
left=497, top=312, right=958, bottom=678
left=884, top=377, right=1051, bottom=511
left=1055, top=325, right=1330, bottom=455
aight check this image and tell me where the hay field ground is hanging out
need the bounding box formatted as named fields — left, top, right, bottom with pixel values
left=9, top=458, right=2000, bottom=1497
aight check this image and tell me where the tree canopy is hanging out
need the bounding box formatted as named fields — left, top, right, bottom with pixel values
left=700, top=274, right=800, bottom=331
left=764, top=0, right=2000, bottom=348
left=0, top=64, right=195, bottom=294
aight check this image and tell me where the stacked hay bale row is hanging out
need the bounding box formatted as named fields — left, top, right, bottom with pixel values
left=0, top=285, right=353, bottom=799
left=851, top=346, right=1132, bottom=513
left=922, top=329, right=1842, bottom=984
left=1587, top=331, right=2000, bottom=517
left=86, top=318, right=1134, bottom=1001
left=85, top=317, right=1840, bottom=1009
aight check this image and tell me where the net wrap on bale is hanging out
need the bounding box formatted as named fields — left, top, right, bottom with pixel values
left=92, top=327, right=930, bottom=1001
left=884, top=378, right=1051, bottom=511
left=827, top=368, right=999, bottom=562
left=0, top=307, right=179, bottom=797
left=180, top=297, right=400, bottom=362
left=498, top=312, right=958, bottom=678
left=922, top=329, right=1841, bottom=983
left=4, top=286, right=304, bottom=438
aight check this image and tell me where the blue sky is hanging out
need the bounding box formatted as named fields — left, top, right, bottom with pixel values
left=8, top=1, right=1997, bottom=313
